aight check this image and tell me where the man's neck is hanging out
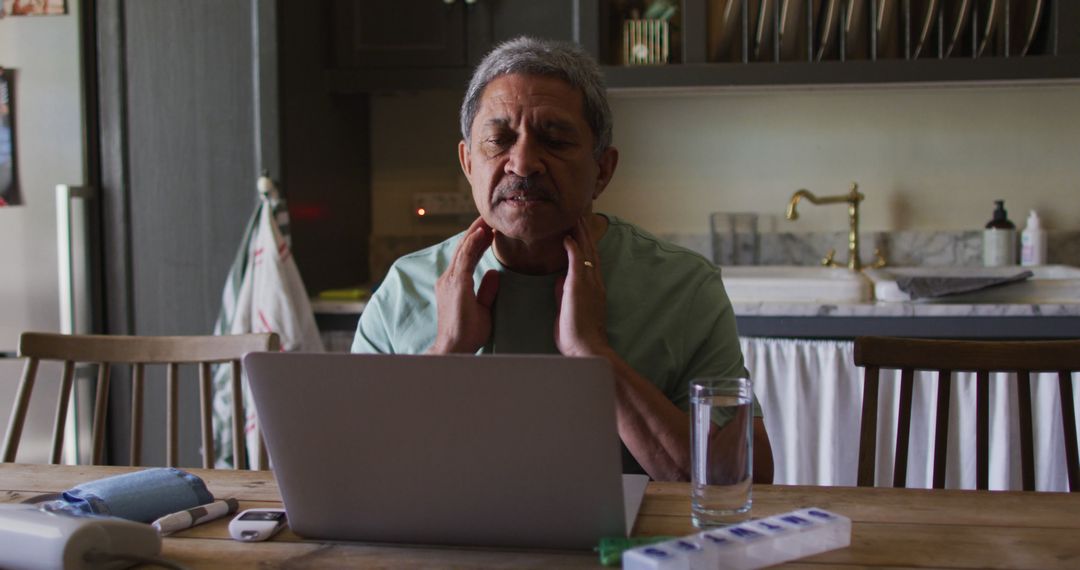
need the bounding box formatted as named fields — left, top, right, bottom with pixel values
left=493, top=213, right=608, bottom=275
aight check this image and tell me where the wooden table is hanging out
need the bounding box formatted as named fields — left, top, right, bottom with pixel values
left=2, top=463, right=1079, bottom=569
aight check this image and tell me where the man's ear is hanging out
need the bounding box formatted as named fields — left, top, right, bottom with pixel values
left=592, top=146, right=619, bottom=200
left=458, top=140, right=472, bottom=179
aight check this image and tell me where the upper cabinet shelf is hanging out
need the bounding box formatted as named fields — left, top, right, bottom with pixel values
left=326, top=0, right=1080, bottom=93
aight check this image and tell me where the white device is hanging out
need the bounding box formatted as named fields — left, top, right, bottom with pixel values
left=228, top=508, right=287, bottom=542
left=0, top=504, right=162, bottom=570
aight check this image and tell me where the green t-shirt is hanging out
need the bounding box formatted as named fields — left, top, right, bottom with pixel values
left=352, top=214, right=747, bottom=472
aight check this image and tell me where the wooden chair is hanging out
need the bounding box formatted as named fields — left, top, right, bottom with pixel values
left=2, top=331, right=279, bottom=469
left=854, top=336, right=1080, bottom=491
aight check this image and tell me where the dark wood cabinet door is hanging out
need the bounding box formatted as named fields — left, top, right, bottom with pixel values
left=333, top=0, right=468, bottom=67
left=467, top=0, right=577, bottom=64
left=333, top=0, right=580, bottom=69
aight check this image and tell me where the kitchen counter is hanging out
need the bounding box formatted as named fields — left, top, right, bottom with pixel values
left=313, top=299, right=1079, bottom=341
left=734, top=301, right=1080, bottom=339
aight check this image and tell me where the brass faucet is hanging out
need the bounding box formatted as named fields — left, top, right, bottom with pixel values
left=785, top=182, right=886, bottom=271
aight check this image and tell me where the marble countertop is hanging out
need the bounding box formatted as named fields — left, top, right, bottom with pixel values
left=732, top=301, right=1080, bottom=318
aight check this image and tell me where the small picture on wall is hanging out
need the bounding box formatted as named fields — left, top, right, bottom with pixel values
left=1, top=68, right=19, bottom=207
left=1, top=0, right=67, bottom=17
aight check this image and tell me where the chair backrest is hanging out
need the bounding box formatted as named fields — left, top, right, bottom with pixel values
left=854, top=336, right=1079, bottom=491
left=2, top=331, right=280, bottom=469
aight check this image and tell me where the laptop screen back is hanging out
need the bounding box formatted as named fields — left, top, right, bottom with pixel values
left=243, top=352, right=626, bottom=550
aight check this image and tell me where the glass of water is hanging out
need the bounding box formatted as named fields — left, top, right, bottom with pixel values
left=690, top=376, right=754, bottom=528
left=709, top=212, right=760, bottom=266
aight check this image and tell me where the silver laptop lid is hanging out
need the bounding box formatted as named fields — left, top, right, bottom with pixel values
left=243, top=352, right=626, bottom=550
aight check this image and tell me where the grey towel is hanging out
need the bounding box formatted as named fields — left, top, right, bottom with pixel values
left=896, top=270, right=1034, bottom=300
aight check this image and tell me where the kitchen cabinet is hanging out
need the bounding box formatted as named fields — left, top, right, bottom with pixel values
left=327, top=0, right=1080, bottom=92
left=330, top=0, right=579, bottom=89
left=332, top=0, right=469, bottom=68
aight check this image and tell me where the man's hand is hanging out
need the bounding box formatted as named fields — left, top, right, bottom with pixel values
left=554, top=218, right=610, bottom=357
left=428, top=217, right=500, bottom=354
left=549, top=216, right=773, bottom=482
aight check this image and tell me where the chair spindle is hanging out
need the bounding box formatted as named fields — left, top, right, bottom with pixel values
left=50, top=361, right=76, bottom=464
left=199, top=362, right=214, bottom=469
left=932, top=369, right=952, bottom=489
left=858, top=365, right=882, bottom=487
left=1060, top=371, right=1079, bottom=492
left=167, top=362, right=179, bottom=467
left=893, top=368, right=915, bottom=487
left=92, top=362, right=111, bottom=464
left=130, top=363, right=144, bottom=466
left=1017, top=371, right=1035, bottom=491
left=1, top=358, right=40, bottom=462
left=976, top=370, right=990, bottom=490
left=230, top=360, right=246, bottom=470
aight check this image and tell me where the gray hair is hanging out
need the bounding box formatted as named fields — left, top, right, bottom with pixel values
left=460, top=36, right=613, bottom=158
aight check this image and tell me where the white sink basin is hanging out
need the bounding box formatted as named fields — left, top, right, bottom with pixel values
left=721, top=266, right=872, bottom=303
left=864, top=265, right=1080, bottom=303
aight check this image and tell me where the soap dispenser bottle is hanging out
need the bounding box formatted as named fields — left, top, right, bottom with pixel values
left=983, top=200, right=1016, bottom=267
left=1020, top=210, right=1047, bottom=266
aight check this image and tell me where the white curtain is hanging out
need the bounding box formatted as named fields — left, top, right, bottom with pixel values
left=741, top=337, right=1077, bottom=491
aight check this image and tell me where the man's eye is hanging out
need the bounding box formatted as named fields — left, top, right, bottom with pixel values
left=542, top=136, right=573, bottom=149
left=484, top=137, right=511, bottom=149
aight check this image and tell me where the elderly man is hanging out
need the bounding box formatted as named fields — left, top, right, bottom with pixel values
left=353, top=37, right=772, bottom=483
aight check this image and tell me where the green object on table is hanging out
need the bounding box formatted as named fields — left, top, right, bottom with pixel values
left=317, top=287, right=370, bottom=301
left=596, top=536, right=674, bottom=566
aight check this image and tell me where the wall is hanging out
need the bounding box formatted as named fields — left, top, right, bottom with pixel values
left=604, top=83, right=1080, bottom=234
left=0, top=4, right=85, bottom=347
left=369, top=83, right=1080, bottom=245
left=0, top=1, right=86, bottom=462
left=370, top=90, right=466, bottom=239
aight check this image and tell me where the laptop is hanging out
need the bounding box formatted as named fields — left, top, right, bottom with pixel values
left=243, top=352, right=648, bottom=550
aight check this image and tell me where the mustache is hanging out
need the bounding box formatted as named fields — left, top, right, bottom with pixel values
left=493, top=176, right=555, bottom=203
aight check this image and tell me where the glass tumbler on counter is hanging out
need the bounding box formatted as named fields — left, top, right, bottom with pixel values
left=709, top=212, right=760, bottom=266
left=690, top=376, right=754, bottom=528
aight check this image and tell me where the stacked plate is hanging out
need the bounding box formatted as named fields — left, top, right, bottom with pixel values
left=706, top=0, right=1048, bottom=62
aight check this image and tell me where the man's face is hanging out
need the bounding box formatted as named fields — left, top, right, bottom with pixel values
left=459, top=73, right=616, bottom=245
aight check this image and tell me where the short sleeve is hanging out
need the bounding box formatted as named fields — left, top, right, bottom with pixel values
left=351, top=273, right=400, bottom=354
left=670, top=269, right=748, bottom=411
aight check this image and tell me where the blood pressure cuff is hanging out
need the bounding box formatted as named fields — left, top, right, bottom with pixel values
left=58, top=467, right=214, bottom=523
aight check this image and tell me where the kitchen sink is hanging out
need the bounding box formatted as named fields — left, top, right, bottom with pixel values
left=864, top=265, right=1080, bottom=303
left=721, top=266, right=872, bottom=303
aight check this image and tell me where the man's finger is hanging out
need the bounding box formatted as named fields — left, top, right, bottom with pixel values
left=452, top=222, right=493, bottom=283
left=573, top=217, right=599, bottom=272
left=462, top=225, right=494, bottom=272
left=563, top=234, right=583, bottom=282
left=447, top=219, right=479, bottom=276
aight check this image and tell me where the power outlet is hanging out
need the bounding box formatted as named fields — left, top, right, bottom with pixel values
left=412, top=192, right=476, bottom=219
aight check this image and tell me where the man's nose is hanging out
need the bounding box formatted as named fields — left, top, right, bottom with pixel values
left=504, top=136, right=545, bottom=178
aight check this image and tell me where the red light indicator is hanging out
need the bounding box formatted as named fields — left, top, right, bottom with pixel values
left=417, top=208, right=426, bottom=217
